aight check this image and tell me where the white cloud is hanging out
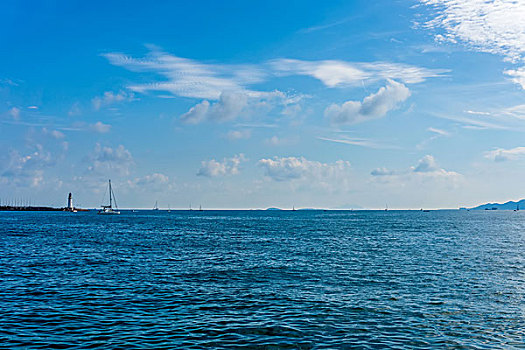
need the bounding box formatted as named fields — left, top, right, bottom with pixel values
left=42, top=128, right=65, bottom=139
left=226, top=129, right=251, bottom=140
left=8, top=107, right=20, bottom=119
left=128, top=173, right=171, bottom=190
left=264, top=135, right=298, bottom=146
left=484, top=146, right=525, bottom=162
left=258, top=156, right=351, bottom=182
left=104, top=48, right=444, bottom=100
left=68, top=102, right=81, bottom=116
left=90, top=121, right=111, bottom=133
left=87, top=144, right=134, bottom=175
left=197, top=154, right=246, bottom=177
left=0, top=144, right=54, bottom=187
left=412, top=154, right=440, bottom=172
left=371, top=167, right=396, bottom=176
left=180, top=100, right=210, bottom=124
left=103, top=49, right=266, bottom=100
left=181, top=91, right=247, bottom=123
left=92, top=91, right=133, bottom=110
left=324, top=80, right=411, bottom=125
left=317, top=136, right=398, bottom=149
left=181, top=90, right=289, bottom=124
left=419, top=0, right=525, bottom=63
left=419, top=0, right=525, bottom=88
left=427, top=127, right=450, bottom=136
left=504, top=67, right=525, bottom=89
left=371, top=155, right=460, bottom=179
left=270, top=59, right=446, bottom=86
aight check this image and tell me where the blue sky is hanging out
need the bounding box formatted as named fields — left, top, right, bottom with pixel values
left=2, top=0, right=525, bottom=209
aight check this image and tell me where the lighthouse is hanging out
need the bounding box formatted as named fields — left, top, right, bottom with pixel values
left=67, top=193, right=73, bottom=211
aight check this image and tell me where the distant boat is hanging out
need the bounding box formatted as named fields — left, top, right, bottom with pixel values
left=98, top=180, right=120, bottom=215
left=515, top=203, right=520, bottom=212
left=199, top=205, right=203, bottom=211
left=168, top=204, right=171, bottom=213
left=385, top=204, right=388, bottom=211
left=292, top=205, right=296, bottom=211
left=153, top=201, right=159, bottom=211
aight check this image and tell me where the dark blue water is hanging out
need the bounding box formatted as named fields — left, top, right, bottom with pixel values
left=0, top=210, right=523, bottom=349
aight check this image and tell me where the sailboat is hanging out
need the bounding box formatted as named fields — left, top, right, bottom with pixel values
left=98, top=180, right=120, bottom=215
left=168, top=204, right=171, bottom=213
left=153, top=201, right=159, bottom=211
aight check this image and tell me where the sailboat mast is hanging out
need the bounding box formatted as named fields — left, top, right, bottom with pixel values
left=109, top=180, right=112, bottom=208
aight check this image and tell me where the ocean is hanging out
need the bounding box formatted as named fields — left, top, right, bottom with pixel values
left=0, top=210, right=523, bottom=348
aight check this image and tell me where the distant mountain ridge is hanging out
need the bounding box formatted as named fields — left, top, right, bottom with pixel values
left=470, top=199, right=525, bottom=210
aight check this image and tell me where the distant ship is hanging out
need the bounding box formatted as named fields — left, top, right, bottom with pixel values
left=153, top=201, right=159, bottom=211
left=98, top=180, right=120, bottom=215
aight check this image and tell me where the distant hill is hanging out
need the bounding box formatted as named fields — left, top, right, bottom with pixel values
left=470, top=199, right=525, bottom=210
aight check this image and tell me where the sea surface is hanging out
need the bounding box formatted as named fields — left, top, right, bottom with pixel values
left=0, top=210, right=524, bottom=349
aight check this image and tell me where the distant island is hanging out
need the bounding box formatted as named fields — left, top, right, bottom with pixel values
left=467, top=199, right=525, bottom=211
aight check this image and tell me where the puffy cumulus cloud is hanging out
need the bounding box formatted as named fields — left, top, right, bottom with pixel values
left=128, top=173, right=171, bottom=191
left=226, top=129, right=251, bottom=140
left=197, top=154, right=246, bottom=177
left=412, top=155, right=439, bottom=172
left=92, top=91, right=134, bottom=110
left=90, top=121, right=111, bottom=133
left=181, top=91, right=248, bottom=124
left=0, top=144, right=54, bottom=187
left=270, top=59, right=447, bottom=87
left=372, top=155, right=461, bottom=179
left=325, top=80, right=411, bottom=125
left=42, top=128, right=65, bottom=139
left=371, top=167, right=395, bottom=176
left=484, top=146, right=525, bottom=162
left=180, top=90, right=295, bottom=124
left=258, top=156, right=351, bottom=182
left=87, top=144, right=134, bottom=176
left=8, top=107, right=20, bottom=119
left=264, top=135, right=299, bottom=146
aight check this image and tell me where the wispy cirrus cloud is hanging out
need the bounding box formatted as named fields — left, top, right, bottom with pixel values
left=270, top=59, right=447, bottom=86
left=317, top=136, right=399, bottom=149
left=104, top=49, right=444, bottom=99
left=103, top=48, right=444, bottom=124
left=103, top=49, right=267, bottom=100
left=419, top=0, right=525, bottom=62
left=418, top=0, right=525, bottom=88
